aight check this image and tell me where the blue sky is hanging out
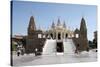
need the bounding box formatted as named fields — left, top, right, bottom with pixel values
left=12, top=1, right=97, bottom=41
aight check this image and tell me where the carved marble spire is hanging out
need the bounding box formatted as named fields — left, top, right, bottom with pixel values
left=57, top=18, right=61, bottom=26
left=63, top=21, right=66, bottom=28
left=51, top=21, right=55, bottom=28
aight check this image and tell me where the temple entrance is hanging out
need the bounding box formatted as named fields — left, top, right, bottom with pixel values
left=56, top=42, right=64, bottom=52
left=58, top=33, right=61, bottom=40
left=66, top=33, right=68, bottom=38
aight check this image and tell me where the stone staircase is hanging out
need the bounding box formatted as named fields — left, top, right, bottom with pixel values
left=63, top=39, right=76, bottom=54
left=42, top=39, right=56, bottom=55
left=43, top=38, right=76, bottom=55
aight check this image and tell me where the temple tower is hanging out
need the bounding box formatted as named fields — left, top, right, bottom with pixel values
left=26, top=16, right=45, bottom=54
left=80, top=17, right=87, bottom=38
left=73, top=17, right=89, bottom=51
left=79, top=17, right=89, bottom=51
left=28, top=16, right=36, bottom=35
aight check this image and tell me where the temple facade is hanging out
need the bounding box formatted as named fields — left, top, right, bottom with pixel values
left=15, top=16, right=89, bottom=55
left=46, top=18, right=74, bottom=40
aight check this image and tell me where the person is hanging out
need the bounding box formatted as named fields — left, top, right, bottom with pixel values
left=86, top=47, right=89, bottom=52
left=17, top=49, right=21, bottom=56
left=21, top=46, right=25, bottom=55
left=75, top=44, right=80, bottom=54
left=16, top=45, right=21, bottom=56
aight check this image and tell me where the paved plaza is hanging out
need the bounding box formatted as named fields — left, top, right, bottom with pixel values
left=12, top=49, right=97, bottom=66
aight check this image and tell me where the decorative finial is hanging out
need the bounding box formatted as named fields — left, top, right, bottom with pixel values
left=57, top=18, right=61, bottom=26
left=63, top=20, right=66, bottom=28
left=51, top=20, right=55, bottom=28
